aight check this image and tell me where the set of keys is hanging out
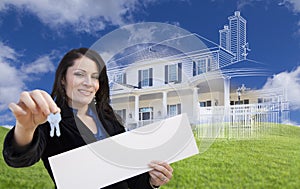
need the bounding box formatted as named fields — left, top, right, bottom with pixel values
left=47, top=112, right=61, bottom=137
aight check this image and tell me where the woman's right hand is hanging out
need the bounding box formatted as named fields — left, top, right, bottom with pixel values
left=8, top=90, right=60, bottom=146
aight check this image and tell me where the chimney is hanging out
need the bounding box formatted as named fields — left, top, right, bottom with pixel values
left=235, top=11, right=240, bottom=16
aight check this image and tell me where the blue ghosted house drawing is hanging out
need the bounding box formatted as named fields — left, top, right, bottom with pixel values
left=220, top=11, right=248, bottom=62
left=106, top=11, right=289, bottom=132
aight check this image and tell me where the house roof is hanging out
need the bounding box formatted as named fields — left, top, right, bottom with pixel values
left=107, top=43, right=188, bottom=70
left=219, top=58, right=269, bottom=79
left=107, top=34, right=222, bottom=71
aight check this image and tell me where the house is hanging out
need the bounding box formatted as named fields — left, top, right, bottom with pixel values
left=106, top=11, right=289, bottom=130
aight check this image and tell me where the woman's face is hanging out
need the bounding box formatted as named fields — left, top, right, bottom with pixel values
left=64, top=56, right=100, bottom=109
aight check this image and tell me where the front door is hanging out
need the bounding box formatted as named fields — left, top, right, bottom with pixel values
left=139, top=107, right=153, bottom=121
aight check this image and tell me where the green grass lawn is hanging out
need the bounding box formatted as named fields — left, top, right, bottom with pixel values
left=1, top=124, right=300, bottom=189
left=0, top=127, right=54, bottom=189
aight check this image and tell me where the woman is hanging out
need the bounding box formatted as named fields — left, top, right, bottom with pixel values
left=3, top=48, right=173, bottom=188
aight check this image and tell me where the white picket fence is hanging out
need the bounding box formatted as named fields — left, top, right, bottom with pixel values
left=195, top=102, right=289, bottom=139
left=124, top=102, right=289, bottom=138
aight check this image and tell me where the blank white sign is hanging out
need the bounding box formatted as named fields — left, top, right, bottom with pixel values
left=49, top=113, right=199, bottom=189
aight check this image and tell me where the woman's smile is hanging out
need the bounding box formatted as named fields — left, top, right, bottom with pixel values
left=78, top=89, right=94, bottom=96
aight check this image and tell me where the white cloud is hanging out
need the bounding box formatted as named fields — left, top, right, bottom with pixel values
left=127, top=25, right=158, bottom=44
left=237, top=0, right=253, bottom=10
left=0, top=61, right=24, bottom=111
left=0, top=42, right=18, bottom=61
left=263, top=66, right=300, bottom=110
left=21, top=55, right=56, bottom=74
left=237, top=0, right=300, bottom=13
left=280, top=0, right=300, bottom=13
left=0, top=43, right=57, bottom=124
left=281, top=1, right=300, bottom=35
left=0, top=113, right=15, bottom=124
left=0, top=43, right=25, bottom=112
left=100, top=51, right=116, bottom=63
left=237, top=0, right=267, bottom=10
left=0, top=0, right=147, bottom=33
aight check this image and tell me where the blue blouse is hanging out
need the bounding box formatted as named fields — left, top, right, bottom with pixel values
left=71, top=107, right=108, bottom=141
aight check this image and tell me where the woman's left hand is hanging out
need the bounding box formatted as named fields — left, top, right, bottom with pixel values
left=148, top=160, right=173, bottom=187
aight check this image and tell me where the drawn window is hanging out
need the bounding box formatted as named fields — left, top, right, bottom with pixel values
left=114, top=73, right=126, bottom=84
left=194, top=57, right=212, bottom=75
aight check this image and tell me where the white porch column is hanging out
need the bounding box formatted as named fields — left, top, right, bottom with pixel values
left=162, top=91, right=167, bottom=118
left=224, top=77, right=231, bottom=122
left=134, top=95, right=139, bottom=122
left=224, top=77, right=230, bottom=107
left=193, top=87, right=200, bottom=122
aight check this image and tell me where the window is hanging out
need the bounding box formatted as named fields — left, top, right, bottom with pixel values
left=168, top=64, right=177, bottom=82
left=264, top=98, right=272, bottom=103
left=141, top=69, right=149, bottom=87
left=199, top=101, right=211, bottom=107
left=197, top=59, right=206, bottom=74
left=230, top=99, right=249, bottom=106
left=258, top=98, right=263, bottom=103
left=235, top=101, right=243, bottom=105
left=244, top=99, right=249, bottom=104
left=138, top=68, right=153, bottom=88
left=206, top=100, right=212, bottom=107
left=167, top=104, right=181, bottom=117
left=165, top=63, right=182, bottom=84
left=168, top=105, right=177, bottom=117
left=139, top=107, right=153, bottom=121
left=193, top=57, right=212, bottom=76
left=200, top=101, right=206, bottom=107
left=114, top=73, right=126, bottom=84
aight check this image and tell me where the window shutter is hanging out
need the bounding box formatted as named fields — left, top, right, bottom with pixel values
left=138, top=70, right=141, bottom=88
left=165, top=65, right=168, bottom=84
left=193, top=61, right=196, bottom=76
left=149, top=68, right=153, bottom=86
left=167, top=105, right=170, bottom=116
left=177, top=104, right=181, bottom=114
left=178, top=63, right=182, bottom=83
left=207, top=101, right=211, bottom=107
left=123, top=109, right=126, bottom=121
left=123, top=73, right=126, bottom=84
left=207, top=58, right=211, bottom=72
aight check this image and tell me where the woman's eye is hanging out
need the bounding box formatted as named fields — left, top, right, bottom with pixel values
left=92, top=75, right=99, bottom=79
left=74, top=72, right=84, bottom=77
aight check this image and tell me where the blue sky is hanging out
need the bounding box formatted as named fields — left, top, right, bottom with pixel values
left=0, top=0, right=300, bottom=125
